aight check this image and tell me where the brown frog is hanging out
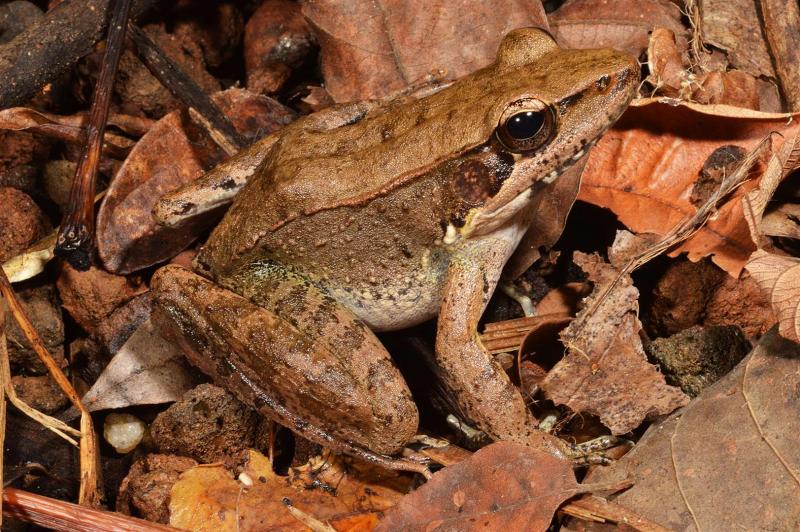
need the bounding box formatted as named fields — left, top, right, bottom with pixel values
left=151, top=28, right=638, bottom=472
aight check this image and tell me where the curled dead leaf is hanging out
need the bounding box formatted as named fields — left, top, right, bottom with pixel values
left=376, top=441, right=608, bottom=532
left=745, top=250, right=800, bottom=343
left=81, top=319, right=196, bottom=412
left=542, top=251, right=688, bottom=434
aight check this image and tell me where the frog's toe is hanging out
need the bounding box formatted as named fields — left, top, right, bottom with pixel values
left=565, top=435, right=632, bottom=466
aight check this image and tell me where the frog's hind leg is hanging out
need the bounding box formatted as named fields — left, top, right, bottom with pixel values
left=151, top=265, right=425, bottom=474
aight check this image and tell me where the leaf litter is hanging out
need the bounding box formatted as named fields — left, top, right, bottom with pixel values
left=3, top=0, right=800, bottom=530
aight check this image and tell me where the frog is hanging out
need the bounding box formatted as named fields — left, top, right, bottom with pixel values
left=150, top=27, right=638, bottom=473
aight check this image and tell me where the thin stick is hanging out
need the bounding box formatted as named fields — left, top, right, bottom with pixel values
left=55, top=0, right=134, bottom=271
left=0, top=268, right=101, bottom=506
left=0, top=302, right=6, bottom=527
left=128, top=23, right=245, bottom=154
left=2, top=488, right=178, bottom=532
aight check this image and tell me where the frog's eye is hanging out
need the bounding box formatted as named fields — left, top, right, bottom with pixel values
left=496, top=100, right=556, bottom=153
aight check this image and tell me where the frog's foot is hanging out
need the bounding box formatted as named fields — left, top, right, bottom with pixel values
left=152, top=264, right=422, bottom=472
left=565, top=435, right=631, bottom=466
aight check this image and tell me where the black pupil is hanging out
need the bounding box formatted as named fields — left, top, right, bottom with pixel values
left=506, top=111, right=545, bottom=140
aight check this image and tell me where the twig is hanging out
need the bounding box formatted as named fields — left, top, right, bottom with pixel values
left=2, top=487, right=178, bottom=531
left=55, top=0, right=134, bottom=271
left=0, top=303, right=5, bottom=526
left=0, top=0, right=158, bottom=108
left=561, top=495, right=671, bottom=532
left=128, top=23, right=245, bottom=154
left=0, top=268, right=101, bottom=506
left=1, top=320, right=80, bottom=446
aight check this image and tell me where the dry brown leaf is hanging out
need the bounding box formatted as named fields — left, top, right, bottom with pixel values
left=302, top=0, right=548, bottom=102
left=742, top=133, right=800, bottom=245
left=96, top=88, right=294, bottom=274
left=581, top=328, right=800, bottom=530
left=579, top=99, right=799, bottom=276
left=745, top=250, right=800, bottom=342
left=541, top=252, right=688, bottom=435
left=549, top=0, right=684, bottom=58
left=170, top=449, right=410, bottom=531
left=701, top=0, right=776, bottom=79
left=81, top=319, right=196, bottom=412
left=376, top=441, right=598, bottom=532
left=646, top=27, right=772, bottom=111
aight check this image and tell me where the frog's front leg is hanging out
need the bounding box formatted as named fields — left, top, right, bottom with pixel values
left=151, top=264, right=425, bottom=474
left=437, top=234, right=574, bottom=461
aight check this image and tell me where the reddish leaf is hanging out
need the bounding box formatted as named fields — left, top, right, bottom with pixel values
left=376, top=442, right=588, bottom=532
left=302, top=0, right=548, bottom=102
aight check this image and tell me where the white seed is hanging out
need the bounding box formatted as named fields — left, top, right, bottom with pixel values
left=103, top=413, right=146, bottom=454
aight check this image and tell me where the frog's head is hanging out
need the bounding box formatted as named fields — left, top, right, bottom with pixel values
left=450, top=27, right=638, bottom=242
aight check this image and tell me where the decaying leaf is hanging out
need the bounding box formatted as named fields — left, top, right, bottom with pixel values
left=700, top=0, right=776, bottom=79
left=81, top=319, right=196, bottom=412
left=302, top=0, right=548, bottom=102
left=549, top=0, right=684, bottom=58
left=581, top=328, right=800, bottom=530
left=541, top=251, right=688, bottom=434
left=170, top=449, right=411, bottom=531
left=579, top=99, right=799, bottom=276
left=96, top=88, right=294, bottom=274
left=376, top=441, right=601, bottom=532
left=745, top=250, right=800, bottom=343
left=646, top=27, right=776, bottom=111
left=741, top=132, right=800, bottom=245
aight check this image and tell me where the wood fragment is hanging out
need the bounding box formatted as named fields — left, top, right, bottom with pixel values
left=128, top=23, right=245, bottom=153
left=758, top=0, right=800, bottom=110
left=2, top=488, right=177, bottom=531
left=0, top=0, right=158, bottom=108
left=55, top=0, right=134, bottom=270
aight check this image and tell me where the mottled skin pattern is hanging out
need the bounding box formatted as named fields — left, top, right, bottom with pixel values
left=152, top=28, right=638, bottom=466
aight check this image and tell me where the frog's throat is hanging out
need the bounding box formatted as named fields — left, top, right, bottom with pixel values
left=457, top=186, right=534, bottom=242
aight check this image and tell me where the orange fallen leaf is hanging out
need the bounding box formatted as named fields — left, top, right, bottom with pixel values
left=169, top=449, right=411, bottom=531
left=579, top=99, right=799, bottom=276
